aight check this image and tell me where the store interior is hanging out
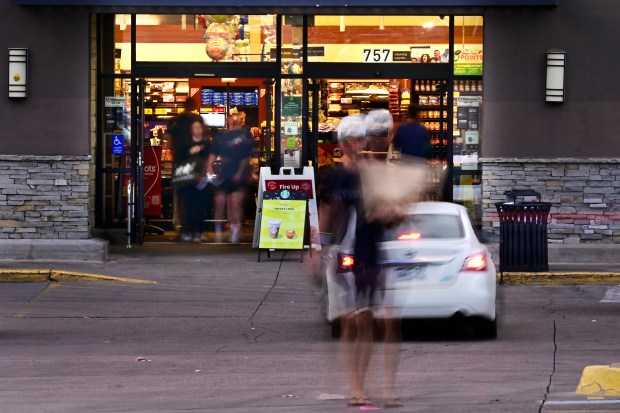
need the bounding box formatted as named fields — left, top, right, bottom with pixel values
left=131, top=75, right=482, bottom=242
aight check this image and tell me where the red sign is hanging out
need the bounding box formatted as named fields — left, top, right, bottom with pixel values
left=143, top=146, right=162, bottom=217
left=265, top=179, right=314, bottom=199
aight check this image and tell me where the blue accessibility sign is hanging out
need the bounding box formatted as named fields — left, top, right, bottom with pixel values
left=111, top=134, right=124, bottom=155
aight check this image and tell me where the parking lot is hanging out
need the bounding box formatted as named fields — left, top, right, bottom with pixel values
left=1, top=246, right=620, bottom=412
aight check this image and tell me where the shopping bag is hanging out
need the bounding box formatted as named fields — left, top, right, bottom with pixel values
left=172, top=161, right=199, bottom=188
left=359, top=155, right=435, bottom=224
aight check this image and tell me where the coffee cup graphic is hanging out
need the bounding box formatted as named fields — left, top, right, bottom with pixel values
left=268, top=219, right=281, bottom=239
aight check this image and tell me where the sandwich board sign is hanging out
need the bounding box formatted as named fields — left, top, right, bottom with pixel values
left=253, top=166, right=320, bottom=251
left=258, top=191, right=307, bottom=250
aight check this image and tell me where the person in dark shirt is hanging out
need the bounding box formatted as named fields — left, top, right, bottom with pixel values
left=206, top=114, right=253, bottom=244
left=170, top=107, right=209, bottom=243
left=391, top=104, right=432, bottom=159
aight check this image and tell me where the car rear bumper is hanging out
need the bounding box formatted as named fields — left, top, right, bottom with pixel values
left=383, top=271, right=496, bottom=320
left=326, top=270, right=496, bottom=322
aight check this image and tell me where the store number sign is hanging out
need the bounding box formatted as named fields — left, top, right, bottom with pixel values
left=363, top=49, right=390, bottom=62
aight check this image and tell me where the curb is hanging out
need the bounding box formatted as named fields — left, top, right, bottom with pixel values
left=0, top=269, right=155, bottom=284
left=576, top=364, right=620, bottom=396
left=498, top=272, right=620, bottom=285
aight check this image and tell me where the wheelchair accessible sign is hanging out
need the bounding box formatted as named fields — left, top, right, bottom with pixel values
left=111, top=134, right=124, bottom=155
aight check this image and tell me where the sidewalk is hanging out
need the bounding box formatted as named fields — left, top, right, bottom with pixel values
left=0, top=243, right=313, bottom=285
left=1, top=241, right=620, bottom=285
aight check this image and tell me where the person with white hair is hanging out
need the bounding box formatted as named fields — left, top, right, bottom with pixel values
left=318, top=113, right=402, bottom=408
left=364, top=109, right=393, bottom=159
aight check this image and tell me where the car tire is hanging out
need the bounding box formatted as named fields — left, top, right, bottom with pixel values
left=474, top=317, right=497, bottom=339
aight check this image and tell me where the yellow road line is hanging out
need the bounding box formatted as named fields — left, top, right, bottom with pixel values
left=0, top=269, right=155, bottom=284
left=499, top=272, right=620, bottom=285
left=12, top=283, right=61, bottom=318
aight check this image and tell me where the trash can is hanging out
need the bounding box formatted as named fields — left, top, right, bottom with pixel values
left=495, top=190, right=552, bottom=274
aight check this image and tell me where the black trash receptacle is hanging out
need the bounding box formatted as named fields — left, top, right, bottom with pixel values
left=495, top=190, right=552, bottom=274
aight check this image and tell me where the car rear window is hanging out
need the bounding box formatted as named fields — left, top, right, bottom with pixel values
left=383, top=214, right=465, bottom=240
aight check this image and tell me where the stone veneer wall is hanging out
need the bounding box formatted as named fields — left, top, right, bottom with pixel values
left=481, top=159, right=620, bottom=244
left=0, top=155, right=92, bottom=239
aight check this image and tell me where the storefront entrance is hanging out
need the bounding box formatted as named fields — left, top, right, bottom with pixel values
left=96, top=13, right=484, bottom=244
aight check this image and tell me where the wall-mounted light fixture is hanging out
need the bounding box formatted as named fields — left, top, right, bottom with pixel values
left=8, top=48, right=28, bottom=99
left=545, top=49, right=566, bottom=103
left=339, top=16, right=345, bottom=32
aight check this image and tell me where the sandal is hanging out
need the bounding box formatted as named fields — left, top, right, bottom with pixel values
left=384, top=398, right=404, bottom=408
left=348, top=396, right=372, bottom=407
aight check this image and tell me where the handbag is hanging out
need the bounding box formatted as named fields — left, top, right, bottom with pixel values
left=172, top=159, right=200, bottom=188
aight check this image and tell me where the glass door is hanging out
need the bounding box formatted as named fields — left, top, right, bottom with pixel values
left=452, top=77, right=483, bottom=228
left=97, top=76, right=148, bottom=245
left=412, top=78, right=450, bottom=201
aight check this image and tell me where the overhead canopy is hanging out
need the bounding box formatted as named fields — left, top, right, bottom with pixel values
left=11, top=0, right=557, bottom=6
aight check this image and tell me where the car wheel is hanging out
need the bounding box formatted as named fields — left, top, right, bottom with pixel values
left=474, top=317, right=497, bottom=339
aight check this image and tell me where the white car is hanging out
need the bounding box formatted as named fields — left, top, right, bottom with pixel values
left=321, top=201, right=497, bottom=338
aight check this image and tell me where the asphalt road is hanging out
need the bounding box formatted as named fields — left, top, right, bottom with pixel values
left=1, top=245, right=620, bottom=412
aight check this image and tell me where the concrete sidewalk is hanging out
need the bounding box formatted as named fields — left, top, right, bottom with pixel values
left=0, top=242, right=619, bottom=285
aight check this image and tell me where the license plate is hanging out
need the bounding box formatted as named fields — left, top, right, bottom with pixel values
left=392, top=266, right=426, bottom=281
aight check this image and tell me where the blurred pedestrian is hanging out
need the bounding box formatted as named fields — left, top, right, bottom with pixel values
left=170, top=102, right=210, bottom=243
left=207, top=113, right=253, bottom=244
left=364, top=108, right=393, bottom=159
left=318, top=113, right=403, bottom=408
left=391, top=104, right=432, bottom=159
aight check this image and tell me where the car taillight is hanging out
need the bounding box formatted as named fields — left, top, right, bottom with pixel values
left=337, top=254, right=355, bottom=273
left=397, top=232, right=422, bottom=241
left=462, top=253, right=488, bottom=271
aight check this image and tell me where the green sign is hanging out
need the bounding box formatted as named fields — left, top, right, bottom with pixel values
left=282, top=96, right=302, bottom=117
left=454, top=49, right=483, bottom=76
left=454, top=62, right=483, bottom=76
left=259, top=199, right=306, bottom=250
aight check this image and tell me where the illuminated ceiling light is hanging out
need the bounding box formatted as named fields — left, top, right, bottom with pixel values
left=422, top=21, right=435, bottom=29
left=340, top=15, right=345, bottom=32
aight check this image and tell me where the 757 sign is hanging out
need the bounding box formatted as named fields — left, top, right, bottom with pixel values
left=363, top=49, right=391, bottom=62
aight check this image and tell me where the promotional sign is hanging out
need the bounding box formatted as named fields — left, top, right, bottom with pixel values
left=143, top=146, right=162, bottom=217
left=253, top=166, right=320, bottom=250
left=454, top=48, right=484, bottom=76
left=281, top=96, right=302, bottom=117
left=258, top=198, right=307, bottom=250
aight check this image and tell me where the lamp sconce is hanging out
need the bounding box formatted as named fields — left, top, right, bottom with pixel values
left=8, top=48, right=28, bottom=99
left=545, top=49, right=565, bottom=103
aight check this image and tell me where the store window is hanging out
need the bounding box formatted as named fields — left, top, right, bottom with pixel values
left=308, top=16, right=449, bottom=64
left=114, top=14, right=132, bottom=73
left=133, top=14, right=277, bottom=63
left=452, top=16, right=483, bottom=228
left=281, top=15, right=304, bottom=74
left=453, top=16, right=484, bottom=76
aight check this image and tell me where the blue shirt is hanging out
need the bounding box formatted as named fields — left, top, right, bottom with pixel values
left=392, top=122, right=432, bottom=159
